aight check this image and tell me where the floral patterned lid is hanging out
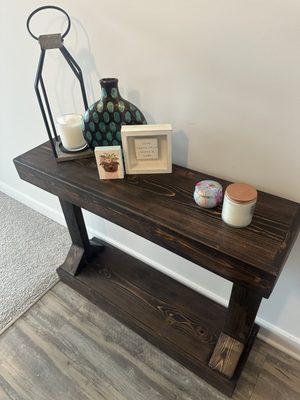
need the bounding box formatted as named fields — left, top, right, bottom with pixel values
left=194, top=180, right=223, bottom=199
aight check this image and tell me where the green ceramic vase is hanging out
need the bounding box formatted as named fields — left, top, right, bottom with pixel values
left=83, top=78, right=147, bottom=149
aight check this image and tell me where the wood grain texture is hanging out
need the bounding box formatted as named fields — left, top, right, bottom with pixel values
left=12, top=141, right=300, bottom=396
left=57, top=239, right=259, bottom=396
left=250, top=341, right=300, bottom=400
left=0, top=283, right=299, bottom=400
left=58, top=200, right=104, bottom=275
left=60, top=244, right=86, bottom=276
left=59, top=199, right=91, bottom=251
left=209, top=284, right=262, bottom=379
left=209, top=333, right=245, bottom=378
left=223, top=284, right=262, bottom=344
left=14, top=141, right=300, bottom=297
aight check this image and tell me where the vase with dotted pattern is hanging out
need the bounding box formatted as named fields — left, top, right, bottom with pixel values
left=83, top=78, right=147, bottom=149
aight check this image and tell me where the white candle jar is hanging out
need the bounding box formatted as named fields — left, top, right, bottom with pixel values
left=56, top=114, right=87, bottom=152
left=222, top=183, right=257, bottom=228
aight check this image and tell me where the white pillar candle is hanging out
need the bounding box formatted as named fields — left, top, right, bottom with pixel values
left=56, top=114, right=87, bottom=152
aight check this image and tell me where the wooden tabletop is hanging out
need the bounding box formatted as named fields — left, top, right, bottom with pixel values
left=14, top=141, right=300, bottom=298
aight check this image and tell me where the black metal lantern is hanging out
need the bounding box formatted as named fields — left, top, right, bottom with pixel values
left=26, top=5, right=93, bottom=161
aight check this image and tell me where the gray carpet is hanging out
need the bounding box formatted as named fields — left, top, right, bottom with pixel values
left=0, top=191, right=70, bottom=331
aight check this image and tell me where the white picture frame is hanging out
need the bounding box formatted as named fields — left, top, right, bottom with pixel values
left=121, top=124, right=172, bottom=174
left=95, top=146, right=124, bottom=180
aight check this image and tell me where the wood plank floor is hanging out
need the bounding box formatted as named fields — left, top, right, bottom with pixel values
left=0, top=283, right=299, bottom=400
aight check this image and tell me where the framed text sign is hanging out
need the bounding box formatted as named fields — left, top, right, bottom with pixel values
left=134, top=137, right=159, bottom=160
left=121, top=124, right=172, bottom=174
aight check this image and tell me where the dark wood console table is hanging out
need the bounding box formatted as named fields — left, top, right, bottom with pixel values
left=14, top=141, right=300, bottom=396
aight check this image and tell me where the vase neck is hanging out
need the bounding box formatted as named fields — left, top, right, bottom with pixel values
left=100, top=78, right=120, bottom=100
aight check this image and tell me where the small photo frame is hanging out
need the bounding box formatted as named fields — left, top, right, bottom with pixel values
left=95, top=146, right=124, bottom=180
left=121, top=124, right=172, bottom=174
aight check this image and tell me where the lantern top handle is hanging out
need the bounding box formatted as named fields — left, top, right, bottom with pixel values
left=26, top=5, right=71, bottom=41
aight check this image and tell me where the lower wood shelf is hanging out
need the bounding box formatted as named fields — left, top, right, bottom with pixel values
left=57, top=239, right=259, bottom=396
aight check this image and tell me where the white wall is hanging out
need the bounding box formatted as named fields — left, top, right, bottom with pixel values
left=1, top=0, right=299, bottom=357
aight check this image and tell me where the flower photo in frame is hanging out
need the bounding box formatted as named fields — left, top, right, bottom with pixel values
left=121, top=124, right=172, bottom=174
left=95, top=146, right=124, bottom=180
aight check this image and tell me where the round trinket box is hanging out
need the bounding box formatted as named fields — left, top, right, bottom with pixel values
left=194, top=180, right=223, bottom=209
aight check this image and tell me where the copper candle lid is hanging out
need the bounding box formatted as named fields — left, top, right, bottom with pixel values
left=225, top=183, right=257, bottom=203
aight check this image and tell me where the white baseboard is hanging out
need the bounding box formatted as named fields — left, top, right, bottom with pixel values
left=1, top=180, right=300, bottom=361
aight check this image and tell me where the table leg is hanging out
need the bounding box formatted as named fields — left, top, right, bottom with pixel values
left=208, top=283, right=262, bottom=378
left=59, top=199, right=104, bottom=276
